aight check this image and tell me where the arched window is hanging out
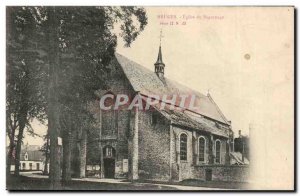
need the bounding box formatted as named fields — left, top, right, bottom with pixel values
left=180, top=133, right=188, bottom=161
left=103, top=145, right=115, bottom=158
left=215, top=140, right=221, bottom=163
left=198, top=137, right=206, bottom=162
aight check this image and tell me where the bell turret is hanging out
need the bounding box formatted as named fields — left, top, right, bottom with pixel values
left=154, top=45, right=165, bottom=78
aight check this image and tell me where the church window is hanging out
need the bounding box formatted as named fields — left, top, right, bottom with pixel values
left=106, top=147, right=113, bottom=157
left=180, top=133, right=188, bottom=161
left=198, top=136, right=206, bottom=162
left=103, top=146, right=115, bottom=158
left=215, top=140, right=221, bottom=163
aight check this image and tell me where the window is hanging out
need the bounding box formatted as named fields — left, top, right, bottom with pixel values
left=215, top=140, right=221, bottom=163
left=29, top=163, right=33, bottom=170
left=103, top=146, right=115, bottom=158
left=24, top=152, right=28, bottom=161
left=22, top=163, right=26, bottom=170
left=199, top=137, right=206, bottom=162
left=180, top=133, right=188, bottom=161
left=106, top=147, right=113, bottom=157
left=36, top=163, right=40, bottom=170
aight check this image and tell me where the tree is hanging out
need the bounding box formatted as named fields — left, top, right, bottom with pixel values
left=7, top=6, right=147, bottom=189
left=42, top=7, right=147, bottom=187
left=6, top=7, right=47, bottom=177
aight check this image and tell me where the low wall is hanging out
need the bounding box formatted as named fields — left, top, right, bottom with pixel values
left=193, top=165, right=250, bottom=182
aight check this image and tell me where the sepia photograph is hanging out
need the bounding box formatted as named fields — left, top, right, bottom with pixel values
left=5, top=6, right=294, bottom=191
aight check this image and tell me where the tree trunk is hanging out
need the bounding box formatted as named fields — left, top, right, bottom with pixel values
left=14, top=114, right=26, bottom=176
left=62, top=114, right=73, bottom=184
left=79, top=129, right=87, bottom=178
left=6, top=128, right=16, bottom=177
left=47, top=7, right=61, bottom=190
left=43, top=137, right=50, bottom=175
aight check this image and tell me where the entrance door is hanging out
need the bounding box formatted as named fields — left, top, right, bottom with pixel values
left=103, top=145, right=116, bottom=178
left=104, top=158, right=115, bottom=178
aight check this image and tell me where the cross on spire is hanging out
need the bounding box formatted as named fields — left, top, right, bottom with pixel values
left=159, top=29, right=164, bottom=46
left=154, top=29, right=165, bottom=78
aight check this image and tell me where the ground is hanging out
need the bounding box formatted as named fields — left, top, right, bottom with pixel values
left=7, top=171, right=250, bottom=191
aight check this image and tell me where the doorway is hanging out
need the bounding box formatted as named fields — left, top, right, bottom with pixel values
left=104, top=158, right=115, bottom=178
left=103, top=145, right=116, bottom=178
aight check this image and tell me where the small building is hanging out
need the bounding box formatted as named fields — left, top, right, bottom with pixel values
left=20, top=150, right=45, bottom=171
left=20, top=144, right=45, bottom=171
left=9, top=144, right=46, bottom=172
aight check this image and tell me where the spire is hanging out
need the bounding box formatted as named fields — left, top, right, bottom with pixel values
left=155, top=46, right=164, bottom=65
left=154, top=29, right=165, bottom=78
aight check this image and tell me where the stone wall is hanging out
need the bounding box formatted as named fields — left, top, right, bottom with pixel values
left=88, top=57, right=135, bottom=179
left=193, top=165, right=250, bottom=182
left=170, top=125, right=229, bottom=181
left=138, top=110, right=171, bottom=181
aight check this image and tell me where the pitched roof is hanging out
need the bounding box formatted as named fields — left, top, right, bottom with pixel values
left=20, top=150, right=44, bottom=161
left=157, top=105, right=229, bottom=137
left=23, top=145, right=40, bottom=151
left=115, top=53, right=230, bottom=125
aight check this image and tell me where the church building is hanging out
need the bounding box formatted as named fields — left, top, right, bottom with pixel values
left=89, top=43, right=243, bottom=182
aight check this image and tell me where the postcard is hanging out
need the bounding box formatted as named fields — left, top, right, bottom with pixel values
left=6, top=6, right=294, bottom=191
